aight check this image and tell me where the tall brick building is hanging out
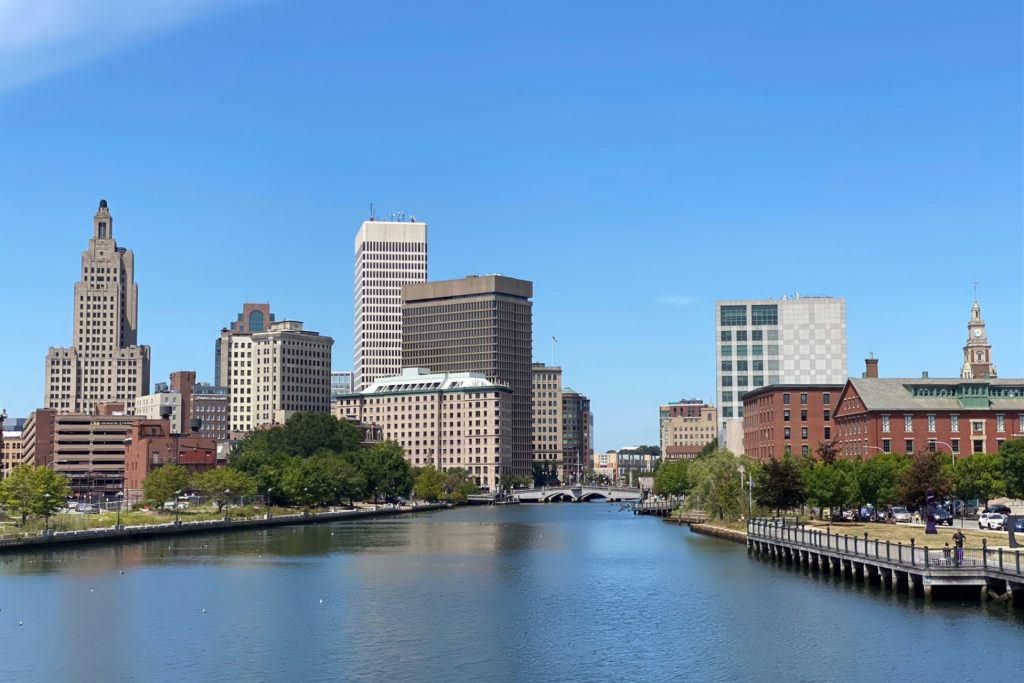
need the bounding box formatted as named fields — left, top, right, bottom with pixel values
left=742, top=384, right=843, bottom=461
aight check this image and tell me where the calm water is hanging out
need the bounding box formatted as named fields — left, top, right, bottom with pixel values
left=1, top=504, right=1021, bottom=681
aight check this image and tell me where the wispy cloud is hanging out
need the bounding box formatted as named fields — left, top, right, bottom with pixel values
left=0, top=0, right=237, bottom=93
left=656, top=295, right=697, bottom=307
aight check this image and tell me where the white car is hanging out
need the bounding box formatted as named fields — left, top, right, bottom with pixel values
left=978, top=512, right=1005, bottom=530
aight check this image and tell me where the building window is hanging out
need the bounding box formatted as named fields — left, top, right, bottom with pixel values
left=950, top=414, right=959, bottom=432
left=248, top=310, right=265, bottom=333
left=996, top=414, right=1005, bottom=432
left=752, top=360, right=763, bottom=371
left=722, top=376, right=733, bottom=387
left=801, top=445, right=809, bottom=456
left=973, top=439, right=984, bottom=454
left=882, top=439, right=891, bottom=453
left=753, top=375, right=764, bottom=387
left=720, top=331, right=732, bottom=342
left=905, top=439, right=914, bottom=454
left=784, top=427, right=791, bottom=439
left=972, top=420, right=984, bottom=433
left=767, top=329, right=779, bottom=341
left=951, top=439, right=959, bottom=454
left=736, top=345, right=748, bottom=357
left=721, top=361, right=732, bottom=372
left=737, top=361, right=748, bottom=372
left=801, top=427, right=808, bottom=439
left=927, top=414, right=936, bottom=432
left=904, top=415, right=913, bottom=431
left=767, top=345, right=779, bottom=355
left=737, top=376, right=749, bottom=387
left=721, top=345, right=732, bottom=358
left=798, top=409, right=806, bottom=421
left=736, top=330, right=748, bottom=342
left=823, top=427, right=831, bottom=439
left=721, top=391, right=733, bottom=402
left=720, top=305, right=747, bottom=326
left=822, top=393, right=831, bottom=405
left=800, top=393, right=808, bottom=405
left=783, top=393, right=791, bottom=405
left=751, top=304, right=778, bottom=325
left=722, top=407, right=733, bottom=418
left=751, top=330, right=763, bottom=341
left=784, top=410, right=791, bottom=422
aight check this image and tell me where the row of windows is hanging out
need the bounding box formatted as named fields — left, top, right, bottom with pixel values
left=720, top=304, right=778, bottom=326
left=720, top=344, right=779, bottom=357
left=720, top=329, right=779, bottom=342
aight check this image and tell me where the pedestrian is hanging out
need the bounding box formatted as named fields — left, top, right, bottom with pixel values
left=952, top=529, right=966, bottom=566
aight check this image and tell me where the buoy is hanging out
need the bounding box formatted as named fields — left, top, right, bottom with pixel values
left=89, top=588, right=95, bottom=593
left=18, top=621, right=23, bottom=627
left=202, top=609, right=207, bottom=614
left=319, top=598, right=324, bottom=605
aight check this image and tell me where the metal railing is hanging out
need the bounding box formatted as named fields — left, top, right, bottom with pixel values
left=747, top=517, right=1022, bottom=576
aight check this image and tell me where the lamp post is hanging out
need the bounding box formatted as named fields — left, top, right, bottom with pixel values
left=737, top=464, right=752, bottom=521
left=224, top=489, right=231, bottom=519
left=116, top=491, right=124, bottom=528
left=43, top=493, right=51, bottom=534
left=266, top=487, right=273, bottom=519
left=174, top=489, right=182, bottom=525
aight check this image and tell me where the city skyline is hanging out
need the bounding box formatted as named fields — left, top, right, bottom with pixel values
left=1, top=2, right=1022, bottom=451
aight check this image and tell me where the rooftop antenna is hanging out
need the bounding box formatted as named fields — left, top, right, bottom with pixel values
left=369, top=203, right=376, bottom=221
left=973, top=281, right=979, bottom=302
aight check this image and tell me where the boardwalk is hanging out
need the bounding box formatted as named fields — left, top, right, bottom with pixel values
left=748, top=518, right=1023, bottom=604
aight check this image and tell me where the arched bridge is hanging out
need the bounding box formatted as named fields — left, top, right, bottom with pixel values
left=514, top=485, right=643, bottom=503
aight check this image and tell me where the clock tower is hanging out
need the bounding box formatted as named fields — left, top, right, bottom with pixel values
left=961, top=297, right=997, bottom=379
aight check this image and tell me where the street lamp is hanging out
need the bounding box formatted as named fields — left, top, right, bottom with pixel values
left=224, top=489, right=231, bottom=519
left=43, top=493, right=51, bottom=534
left=116, top=491, right=124, bottom=528
left=737, top=464, right=752, bottom=521
left=174, top=489, right=182, bottom=525
left=266, top=487, right=274, bottom=519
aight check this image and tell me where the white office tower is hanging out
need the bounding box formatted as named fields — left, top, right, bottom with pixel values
left=715, top=296, right=847, bottom=445
left=353, top=216, right=427, bottom=391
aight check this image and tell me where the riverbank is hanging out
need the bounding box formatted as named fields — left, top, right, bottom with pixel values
left=688, top=522, right=747, bottom=544
left=0, top=503, right=447, bottom=553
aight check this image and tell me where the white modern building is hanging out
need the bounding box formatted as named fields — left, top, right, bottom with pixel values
left=715, top=296, right=847, bottom=443
left=353, top=217, right=428, bottom=392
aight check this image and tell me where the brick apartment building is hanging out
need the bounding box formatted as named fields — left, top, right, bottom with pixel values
left=742, top=384, right=843, bottom=461
left=123, top=419, right=217, bottom=503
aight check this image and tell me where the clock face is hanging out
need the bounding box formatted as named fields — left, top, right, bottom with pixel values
left=974, top=328, right=983, bottom=338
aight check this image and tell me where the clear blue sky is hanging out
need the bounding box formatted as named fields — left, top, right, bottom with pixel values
left=1, top=1, right=1021, bottom=450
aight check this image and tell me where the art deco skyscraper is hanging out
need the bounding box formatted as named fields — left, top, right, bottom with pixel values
left=44, top=200, right=151, bottom=414
left=353, top=217, right=427, bottom=391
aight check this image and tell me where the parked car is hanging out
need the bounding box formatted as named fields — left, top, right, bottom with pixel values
left=932, top=507, right=953, bottom=526
left=78, top=503, right=99, bottom=514
left=872, top=508, right=888, bottom=523
left=889, top=506, right=912, bottom=523
left=1002, top=516, right=1024, bottom=532
left=983, top=504, right=1011, bottom=516
left=979, top=512, right=1006, bottom=530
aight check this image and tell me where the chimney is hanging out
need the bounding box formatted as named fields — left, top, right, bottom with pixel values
left=865, top=354, right=879, bottom=379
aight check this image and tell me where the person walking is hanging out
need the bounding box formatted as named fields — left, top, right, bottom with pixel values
left=952, top=529, right=966, bottom=566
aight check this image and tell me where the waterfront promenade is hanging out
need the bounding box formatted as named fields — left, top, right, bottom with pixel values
left=748, top=517, right=1023, bottom=603
left=0, top=503, right=445, bottom=553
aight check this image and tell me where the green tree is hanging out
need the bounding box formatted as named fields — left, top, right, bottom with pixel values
left=697, top=439, right=718, bottom=459
left=0, top=465, right=70, bottom=526
left=685, top=449, right=742, bottom=520
left=191, top=468, right=258, bottom=512
left=999, top=437, right=1024, bottom=498
left=946, top=453, right=1005, bottom=506
left=899, top=451, right=952, bottom=509
left=653, top=460, right=690, bottom=497
left=441, top=468, right=479, bottom=502
left=804, top=459, right=857, bottom=519
left=142, top=464, right=190, bottom=508
left=855, top=453, right=909, bottom=507
left=229, top=412, right=363, bottom=464
left=414, top=466, right=445, bottom=501
left=753, top=456, right=806, bottom=514
left=352, top=441, right=413, bottom=502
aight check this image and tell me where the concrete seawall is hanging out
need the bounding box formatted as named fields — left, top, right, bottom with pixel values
left=688, top=522, right=747, bottom=544
left=0, top=503, right=448, bottom=554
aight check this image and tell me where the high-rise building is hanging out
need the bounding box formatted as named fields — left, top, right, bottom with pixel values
left=191, top=383, right=230, bottom=442
left=961, top=298, right=998, bottom=379
left=252, top=320, right=333, bottom=427
left=532, top=363, right=564, bottom=479
left=353, top=218, right=428, bottom=391
left=561, top=388, right=593, bottom=479
left=332, top=367, right=514, bottom=490
left=44, top=200, right=151, bottom=414
left=402, top=275, right=534, bottom=482
left=715, top=296, right=847, bottom=439
left=659, top=400, right=717, bottom=460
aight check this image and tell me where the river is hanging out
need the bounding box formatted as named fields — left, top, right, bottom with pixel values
left=1, top=503, right=1021, bottom=681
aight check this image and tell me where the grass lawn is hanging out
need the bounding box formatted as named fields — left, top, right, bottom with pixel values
left=800, top=519, right=1011, bottom=551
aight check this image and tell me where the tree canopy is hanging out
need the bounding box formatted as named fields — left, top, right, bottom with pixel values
left=899, top=452, right=951, bottom=509
left=1000, top=437, right=1024, bottom=499
left=142, top=464, right=190, bottom=507
left=0, top=465, right=70, bottom=525
left=653, top=460, right=690, bottom=497
left=753, top=456, right=806, bottom=513
left=191, top=467, right=258, bottom=511
left=686, top=449, right=742, bottom=520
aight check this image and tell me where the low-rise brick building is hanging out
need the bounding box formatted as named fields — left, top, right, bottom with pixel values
left=124, top=418, right=218, bottom=503
left=742, top=384, right=843, bottom=461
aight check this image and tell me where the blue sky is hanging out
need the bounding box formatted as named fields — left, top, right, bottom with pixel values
left=1, top=1, right=1021, bottom=450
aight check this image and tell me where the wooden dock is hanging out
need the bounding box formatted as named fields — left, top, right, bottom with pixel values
left=748, top=517, right=1023, bottom=604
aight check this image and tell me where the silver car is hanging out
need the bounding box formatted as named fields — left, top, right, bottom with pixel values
left=890, top=506, right=912, bottom=523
